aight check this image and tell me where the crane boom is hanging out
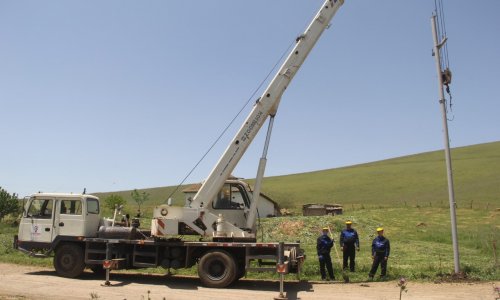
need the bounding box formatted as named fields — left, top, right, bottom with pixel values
left=191, top=0, right=344, bottom=210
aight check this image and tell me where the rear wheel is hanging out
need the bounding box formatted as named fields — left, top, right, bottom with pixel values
left=198, top=250, right=236, bottom=288
left=234, top=262, right=246, bottom=282
left=53, top=243, right=85, bottom=278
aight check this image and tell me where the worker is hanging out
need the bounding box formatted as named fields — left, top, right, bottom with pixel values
left=317, top=227, right=335, bottom=281
left=340, top=220, right=360, bottom=272
left=369, top=227, right=390, bottom=279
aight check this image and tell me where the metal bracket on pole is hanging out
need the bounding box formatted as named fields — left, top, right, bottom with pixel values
left=437, top=37, right=448, bottom=49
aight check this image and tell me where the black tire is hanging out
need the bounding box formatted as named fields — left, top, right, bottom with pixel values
left=235, top=262, right=246, bottom=281
left=198, top=250, right=236, bottom=288
left=53, top=243, right=85, bottom=278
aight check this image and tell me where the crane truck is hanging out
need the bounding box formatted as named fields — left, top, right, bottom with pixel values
left=14, top=0, right=344, bottom=288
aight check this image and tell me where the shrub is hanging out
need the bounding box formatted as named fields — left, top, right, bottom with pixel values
left=103, top=194, right=126, bottom=211
left=0, top=187, right=19, bottom=221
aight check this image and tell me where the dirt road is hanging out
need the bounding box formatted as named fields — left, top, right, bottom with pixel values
left=0, top=263, right=497, bottom=300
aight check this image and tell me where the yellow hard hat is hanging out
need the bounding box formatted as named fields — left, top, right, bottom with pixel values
left=322, top=227, right=329, bottom=231
left=376, top=227, right=384, bottom=232
left=345, top=220, right=353, bottom=225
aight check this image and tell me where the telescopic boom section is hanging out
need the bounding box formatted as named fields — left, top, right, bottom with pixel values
left=191, top=0, right=344, bottom=209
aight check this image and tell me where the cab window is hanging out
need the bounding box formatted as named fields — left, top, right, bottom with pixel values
left=87, top=198, right=99, bottom=214
left=27, top=199, right=54, bottom=219
left=212, top=184, right=247, bottom=210
left=60, top=199, right=82, bottom=215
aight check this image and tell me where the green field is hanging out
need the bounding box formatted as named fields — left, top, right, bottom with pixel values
left=1, top=141, right=499, bottom=281
left=94, top=141, right=500, bottom=215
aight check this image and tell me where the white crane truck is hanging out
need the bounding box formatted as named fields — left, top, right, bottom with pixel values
left=14, top=0, right=344, bottom=288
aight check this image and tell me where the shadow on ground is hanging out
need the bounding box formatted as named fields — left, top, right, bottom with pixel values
left=25, top=270, right=316, bottom=299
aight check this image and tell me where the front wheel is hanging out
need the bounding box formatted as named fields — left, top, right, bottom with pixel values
left=53, top=243, right=85, bottom=278
left=198, top=250, right=236, bottom=288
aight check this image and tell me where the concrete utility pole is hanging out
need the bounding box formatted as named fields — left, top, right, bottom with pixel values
left=431, top=14, right=460, bottom=274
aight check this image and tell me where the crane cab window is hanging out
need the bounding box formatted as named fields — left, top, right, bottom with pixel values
left=60, top=199, right=82, bottom=215
left=27, top=199, right=54, bottom=219
left=212, top=184, right=248, bottom=210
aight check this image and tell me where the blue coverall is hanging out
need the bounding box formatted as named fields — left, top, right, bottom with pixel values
left=369, top=235, right=390, bottom=277
left=340, top=228, right=359, bottom=271
left=317, top=233, right=335, bottom=280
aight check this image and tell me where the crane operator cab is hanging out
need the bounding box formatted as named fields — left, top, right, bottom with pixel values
left=152, top=180, right=255, bottom=239
left=213, top=183, right=249, bottom=210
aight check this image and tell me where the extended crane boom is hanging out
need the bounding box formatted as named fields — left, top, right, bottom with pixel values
left=153, top=0, right=344, bottom=239
left=192, top=0, right=344, bottom=211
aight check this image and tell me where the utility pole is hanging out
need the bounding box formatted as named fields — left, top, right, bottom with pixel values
left=431, top=14, right=460, bottom=274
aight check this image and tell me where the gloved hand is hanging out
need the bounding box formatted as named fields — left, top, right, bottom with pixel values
left=318, top=255, right=324, bottom=262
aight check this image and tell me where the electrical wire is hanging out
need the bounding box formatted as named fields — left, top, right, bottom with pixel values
left=434, top=0, right=454, bottom=122
left=434, top=0, right=450, bottom=70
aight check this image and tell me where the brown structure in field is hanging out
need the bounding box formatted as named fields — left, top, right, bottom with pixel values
left=302, top=203, right=343, bottom=216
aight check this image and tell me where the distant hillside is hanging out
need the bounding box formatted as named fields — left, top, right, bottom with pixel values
left=94, top=141, right=500, bottom=213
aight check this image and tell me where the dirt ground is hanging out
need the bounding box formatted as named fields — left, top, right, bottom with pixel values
left=0, top=263, right=498, bottom=300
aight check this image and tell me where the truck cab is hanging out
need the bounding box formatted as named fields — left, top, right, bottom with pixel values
left=17, top=193, right=101, bottom=252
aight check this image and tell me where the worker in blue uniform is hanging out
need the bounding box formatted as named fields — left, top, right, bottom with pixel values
left=340, top=220, right=360, bottom=272
left=317, top=227, right=335, bottom=281
left=369, top=227, right=390, bottom=279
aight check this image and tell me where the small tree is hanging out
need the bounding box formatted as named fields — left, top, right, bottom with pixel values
left=131, top=189, right=150, bottom=216
left=103, top=194, right=126, bottom=211
left=0, top=187, right=20, bottom=221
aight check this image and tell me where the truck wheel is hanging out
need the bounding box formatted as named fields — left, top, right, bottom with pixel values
left=53, top=243, right=85, bottom=278
left=198, top=250, right=236, bottom=288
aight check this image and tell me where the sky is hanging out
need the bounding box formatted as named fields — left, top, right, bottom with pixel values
left=1, top=0, right=499, bottom=198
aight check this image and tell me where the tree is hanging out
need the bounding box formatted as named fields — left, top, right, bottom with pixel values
left=131, top=189, right=150, bottom=216
left=103, top=194, right=126, bottom=211
left=0, top=187, right=19, bottom=221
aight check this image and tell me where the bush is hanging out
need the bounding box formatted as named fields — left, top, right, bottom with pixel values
left=103, top=194, right=126, bottom=211
left=0, top=187, right=19, bottom=221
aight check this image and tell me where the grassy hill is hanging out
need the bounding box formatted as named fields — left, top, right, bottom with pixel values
left=87, top=141, right=500, bottom=281
left=1, top=141, right=498, bottom=281
left=94, top=141, right=500, bottom=214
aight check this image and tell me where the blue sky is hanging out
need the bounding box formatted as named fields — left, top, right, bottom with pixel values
left=1, top=0, right=499, bottom=198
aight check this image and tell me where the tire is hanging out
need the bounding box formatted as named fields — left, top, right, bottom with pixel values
left=235, top=262, right=246, bottom=281
left=53, top=243, right=85, bottom=278
left=198, top=250, right=236, bottom=288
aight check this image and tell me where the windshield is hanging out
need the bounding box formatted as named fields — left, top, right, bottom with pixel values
left=27, top=198, right=54, bottom=219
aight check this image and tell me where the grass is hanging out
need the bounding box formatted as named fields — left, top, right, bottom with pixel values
left=93, top=141, right=500, bottom=216
left=1, top=206, right=498, bottom=282
left=1, top=141, right=499, bottom=282
left=257, top=207, right=499, bottom=282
